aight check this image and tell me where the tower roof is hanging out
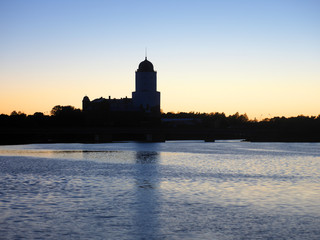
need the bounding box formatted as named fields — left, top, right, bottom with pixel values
left=137, top=58, right=154, bottom=72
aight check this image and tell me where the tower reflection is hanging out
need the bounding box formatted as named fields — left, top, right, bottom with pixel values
left=133, top=151, right=161, bottom=239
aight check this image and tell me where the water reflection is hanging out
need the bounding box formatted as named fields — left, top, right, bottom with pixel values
left=133, top=151, right=161, bottom=239
left=136, top=151, right=159, bottom=164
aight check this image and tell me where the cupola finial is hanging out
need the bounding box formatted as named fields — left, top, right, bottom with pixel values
left=145, top=47, right=147, bottom=60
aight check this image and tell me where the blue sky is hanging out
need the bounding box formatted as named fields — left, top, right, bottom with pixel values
left=1, top=0, right=319, bottom=118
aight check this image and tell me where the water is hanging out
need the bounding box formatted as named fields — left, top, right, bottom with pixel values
left=0, top=141, right=319, bottom=239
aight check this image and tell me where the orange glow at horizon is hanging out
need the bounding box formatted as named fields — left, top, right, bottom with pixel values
left=1, top=1, right=319, bottom=120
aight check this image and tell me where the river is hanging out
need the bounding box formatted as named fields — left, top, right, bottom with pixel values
left=0, top=140, right=319, bottom=239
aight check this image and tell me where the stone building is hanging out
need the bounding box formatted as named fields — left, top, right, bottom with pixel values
left=82, top=58, right=160, bottom=123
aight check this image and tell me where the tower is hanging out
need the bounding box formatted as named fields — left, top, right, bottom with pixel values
left=132, top=58, right=160, bottom=114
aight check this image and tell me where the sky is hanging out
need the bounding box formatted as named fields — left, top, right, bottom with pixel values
left=1, top=0, right=319, bottom=119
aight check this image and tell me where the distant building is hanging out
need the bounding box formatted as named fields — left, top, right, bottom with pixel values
left=82, top=58, right=160, bottom=122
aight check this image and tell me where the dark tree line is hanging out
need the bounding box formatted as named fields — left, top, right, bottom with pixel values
left=1, top=106, right=320, bottom=131
left=162, top=111, right=249, bottom=128
left=0, top=106, right=84, bottom=127
left=161, top=111, right=320, bottom=132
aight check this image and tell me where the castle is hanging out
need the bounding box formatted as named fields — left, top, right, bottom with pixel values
left=82, top=58, right=160, bottom=123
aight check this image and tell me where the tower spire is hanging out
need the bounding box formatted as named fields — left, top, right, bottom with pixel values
left=145, top=47, right=147, bottom=60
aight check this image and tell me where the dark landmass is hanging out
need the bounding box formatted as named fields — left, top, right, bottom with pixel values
left=1, top=106, right=320, bottom=145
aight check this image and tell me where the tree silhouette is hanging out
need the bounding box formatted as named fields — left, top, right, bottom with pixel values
left=50, top=105, right=83, bottom=126
left=50, top=105, right=80, bottom=116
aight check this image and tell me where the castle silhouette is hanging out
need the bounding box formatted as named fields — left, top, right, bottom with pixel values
left=82, top=58, right=160, bottom=123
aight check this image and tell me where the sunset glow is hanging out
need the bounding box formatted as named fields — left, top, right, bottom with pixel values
left=1, top=0, right=319, bottom=119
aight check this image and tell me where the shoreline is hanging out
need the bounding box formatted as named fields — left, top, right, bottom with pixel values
left=1, top=126, right=320, bottom=145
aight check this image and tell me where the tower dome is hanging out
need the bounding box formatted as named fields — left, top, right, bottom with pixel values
left=132, top=57, right=160, bottom=114
left=137, top=58, right=154, bottom=72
